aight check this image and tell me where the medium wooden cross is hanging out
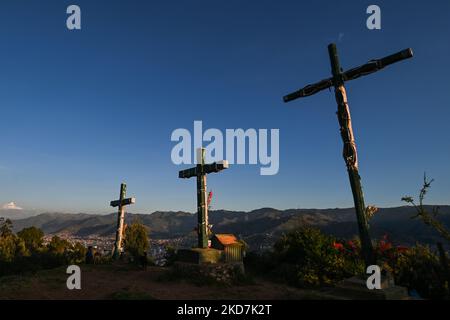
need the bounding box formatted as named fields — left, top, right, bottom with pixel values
left=283, top=43, right=413, bottom=266
left=110, top=182, right=136, bottom=259
left=179, top=148, right=229, bottom=249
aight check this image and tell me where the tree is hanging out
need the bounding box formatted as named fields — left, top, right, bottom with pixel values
left=0, top=218, right=13, bottom=237
left=47, top=235, right=71, bottom=255
left=70, top=242, right=87, bottom=264
left=0, top=235, right=18, bottom=262
left=17, top=226, right=44, bottom=252
left=123, top=221, right=149, bottom=260
left=402, top=174, right=450, bottom=243
left=0, top=218, right=25, bottom=262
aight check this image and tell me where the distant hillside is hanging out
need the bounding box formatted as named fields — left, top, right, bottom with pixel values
left=10, top=206, right=450, bottom=250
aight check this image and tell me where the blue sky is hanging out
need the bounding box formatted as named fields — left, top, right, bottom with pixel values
left=0, top=0, right=449, bottom=214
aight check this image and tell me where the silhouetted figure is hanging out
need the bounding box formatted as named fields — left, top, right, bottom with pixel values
left=140, top=251, right=148, bottom=270
left=94, top=251, right=102, bottom=264
left=86, top=246, right=95, bottom=264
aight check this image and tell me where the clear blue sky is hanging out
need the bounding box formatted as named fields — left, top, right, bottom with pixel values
left=0, top=0, right=449, bottom=213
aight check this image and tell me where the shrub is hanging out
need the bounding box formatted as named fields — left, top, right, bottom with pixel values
left=0, top=222, right=89, bottom=277
left=164, top=245, right=177, bottom=266
left=47, top=236, right=72, bottom=255
left=69, top=242, right=88, bottom=264
left=0, top=218, right=13, bottom=237
left=124, top=221, right=150, bottom=262
left=17, top=227, right=44, bottom=253
left=394, top=244, right=448, bottom=299
left=259, top=227, right=364, bottom=287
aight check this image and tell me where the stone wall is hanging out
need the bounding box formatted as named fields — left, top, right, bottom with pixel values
left=173, top=261, right=245, bottom=285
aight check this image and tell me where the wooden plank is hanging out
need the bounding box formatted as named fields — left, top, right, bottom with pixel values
left=203, top=160, right=229, bottom=174
left=283, top=48, right=413, bottom=103
left=179, top=166, right=198, bottom=179
left=110, top=197, right=135, bottom=207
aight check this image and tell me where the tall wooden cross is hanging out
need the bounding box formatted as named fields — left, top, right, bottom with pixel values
left=179, top=148, right=229, bottom=249
left=283, top=43, right=413, bottom=266
left=110, top=182, right=136, bottom=259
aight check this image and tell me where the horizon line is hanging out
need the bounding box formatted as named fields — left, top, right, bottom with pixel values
left=3, top=204, right=450, bottom=219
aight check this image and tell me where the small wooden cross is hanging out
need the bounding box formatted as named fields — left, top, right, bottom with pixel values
left=283, top=43, right=413, bottom=266
left=179, top=148, right=229, bottom=249
left=110, top=182, right=135, bottom=259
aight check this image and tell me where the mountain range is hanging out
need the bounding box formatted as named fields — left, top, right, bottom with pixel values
left=5, top=206, right=450, bottom=250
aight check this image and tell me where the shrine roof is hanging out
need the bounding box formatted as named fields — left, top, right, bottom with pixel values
left=213, top=234, right=239, bottom=246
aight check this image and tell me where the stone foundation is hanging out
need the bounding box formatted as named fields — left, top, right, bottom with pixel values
left=177, top=248, right=223, bottom=264
left=173, top=261, right=245, bottom=285
left=327, top=276, right=411, bottom=300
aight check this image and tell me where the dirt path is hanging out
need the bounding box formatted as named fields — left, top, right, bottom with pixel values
left=0, top=264, right=315, bottom=300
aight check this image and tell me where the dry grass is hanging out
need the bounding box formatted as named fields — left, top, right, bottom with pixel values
left=0, top=263, right=315, bottom=300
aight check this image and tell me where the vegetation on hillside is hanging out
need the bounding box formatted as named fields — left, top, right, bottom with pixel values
left=123, top=220, right=151, bottom=266
left=244, top=175, right=450, bottom=299
left=245, top=226, right=449, bottom=299
left=1, top=174, right=449, bottom=299
left=245, top=227, right=364, bottom=288
left=0, top=218, right=87, bottom=277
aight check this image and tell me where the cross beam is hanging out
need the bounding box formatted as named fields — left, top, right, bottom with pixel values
left=283, top=44, right=413, bottom=267
left=179, top=148, right=229, bottom=249
left=283, top=47, right=413, bottom=102
left=110, top=182, right=136, bottom=259
left=179, top=162, right=229, bottom=179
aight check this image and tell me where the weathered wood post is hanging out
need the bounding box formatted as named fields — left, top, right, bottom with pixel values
left=196, top=148, right=209, bottom=248
left=328, top=44, right=375, bottom=266
left=110, top=183, right=136, bottom=259
left=179, top=148, right=229, bottom=249
left=283, top=43, right=413, bottom=267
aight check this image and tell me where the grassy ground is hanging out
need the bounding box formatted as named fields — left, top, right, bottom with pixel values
left=0, top=263, right=320, bottom=300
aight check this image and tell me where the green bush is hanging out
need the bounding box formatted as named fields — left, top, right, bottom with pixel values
left=124, top=221, right=150, bottom=262
left=17, top=227, right=44, bottom=253
left=247, top=227, right=450, bottom=299
left=394, top=244, right=449, bottom=299
left=164, top=246, right=177, bottom=266
left=0, top=219, right=27, bottom=263
left=272, top=227, right=364, bottom=287
left=245, top=227, right=365, bottom=288
left=69, top=242, right=88, bottom=264
left=0, top=222, right=89, bottom=277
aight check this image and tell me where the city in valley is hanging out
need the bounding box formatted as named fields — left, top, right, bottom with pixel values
left=42, top=233, right=185, bottom=266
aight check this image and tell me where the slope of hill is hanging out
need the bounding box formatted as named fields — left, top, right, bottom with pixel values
left=10, top=206, right=450, bottom=249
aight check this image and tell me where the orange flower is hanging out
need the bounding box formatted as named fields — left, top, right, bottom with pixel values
left=379, top=240, right=392, bottom=253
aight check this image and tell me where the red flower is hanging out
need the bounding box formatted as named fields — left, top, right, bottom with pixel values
left=333, top=242, right=344, bottom=251
left=347, top=240, right=357, bottom=249
left=379, top=240, right=392, bottom=251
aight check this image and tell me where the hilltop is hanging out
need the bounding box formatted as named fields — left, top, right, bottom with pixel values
left=0, top=263, right=321, bottom=300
